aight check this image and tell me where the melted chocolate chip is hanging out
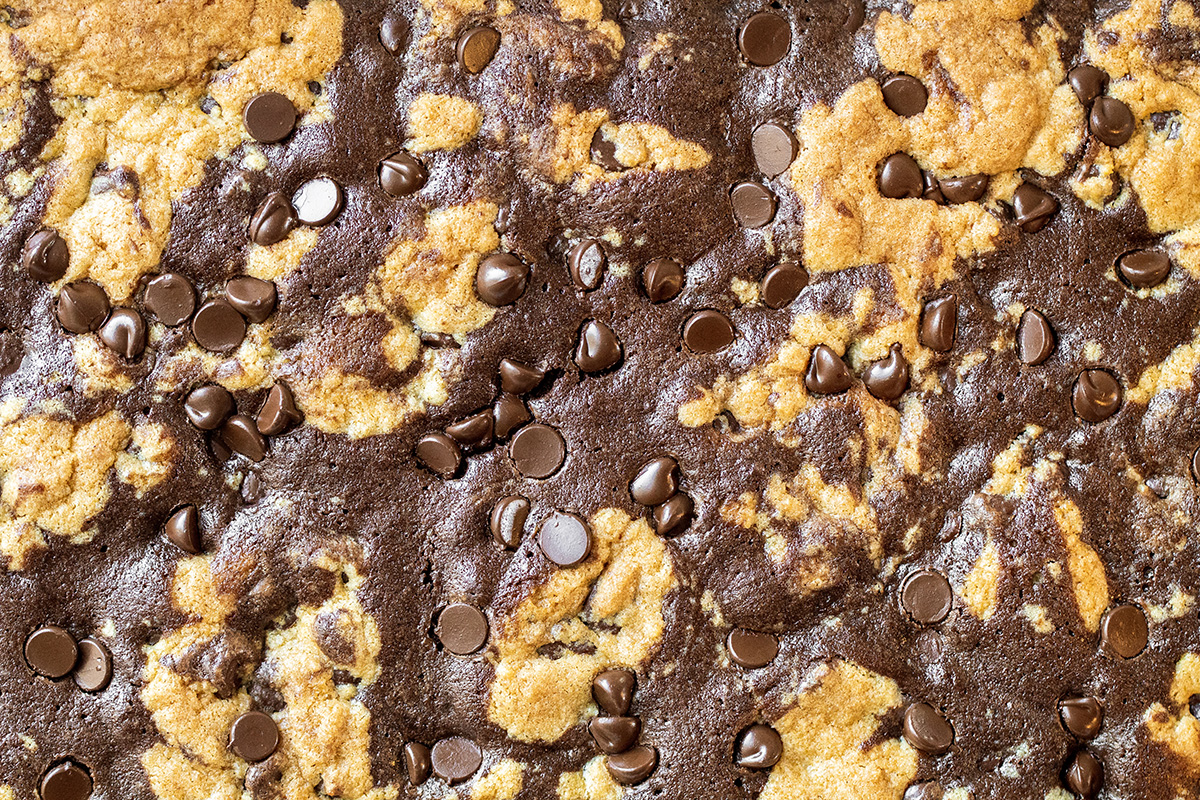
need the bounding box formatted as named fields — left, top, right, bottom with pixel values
left=229, top=711, right=279, bottom=762
left=225, top=277, right=277, bottom=323
left=248, top=193, right=297, bottom=246
left=683, top=310, right=735, bottom=354
left=878, top=153, right=924, bottom=199
left=1072, top=369, right=1122, bottom=423
left=900, top=569, right=953, bottom=625
left=416, top=432, right=462, bottom=478
left=476, top=253, right=530, bottom=306
left=864, top=344, right=909, bottom=401
left=761, top=261, right=808, bottom=309
left=730, top=181, right=777, bottom=228
left=71, top=638, right=112, bottom=693
left=923, top=172, right=946, bottom=204
left=1059, top=696, right=1104, bottom=739
left=590, top=127, right=623, bottom=171
left=219, top=414, right=268, bottom=462
left=882, top=74, right=929, bottom=116
left=805, top=345, right=852, bottom=394
left=431, top=737, right=482, bottom=783
left=569, top=239, right=607, bottom=291
left=457, top=26, right=500, bottom=74
left=56, top=282, right=110, bottom=333
left=1064, top=750, right=1103, bottom=798
left=493, top=393, right=531, bottom=440
left=256, top=383, right=302, bottom=436
left=490, top=495, right=530, bottom=548
left=751, top=122, right=798, bottom=177
left=606, top=745, right=658, bottom=785
left=164, top=505, right=202, bottom=555
left=1017, top=309, right=1055, bottom=365
left=193, top=299, right=248, bottom=353
left=292, top=176, right=344, bottom=226
left=1012, top=184, right=1059, bottom=233
left=727, top=629, right=779, bottom=669
left=576, top=320, right=622, bottom=372
left=590, top=716, right=641, bottom=754
left=738, top=12, right=790, bottom=67
left=903, top=702, right=955, bottom=754
left=445, top=411, right=494, bottom=450
left=920, top=296, right=957, bottom=352
left=1068, top=65, right=1109, bottom=107
left=1100, top=604, right=1148, bottom=658
left=143, top=273, right=195, bottom=326
left=1117, top=249, right=1171, bottom=288
left=538, top=512, right=592, bottom=567
left=736, top=724, right=783, bottom=769
left=940, top=174, right=989, bottom=204
left=25, top=625, right=78, bottom=678
left=593, top=669, right=636, bottom=715
left=23, top=229, right=69, bottom=282
left=498, top=358, right=545, bottom=394
left=39, top=762, right=92, bottom=800
left=99, top=308, right=147, bottom=359
left=652, top=492, right=694, bottom=537
left=1089, top=96, right=1135, bottom=147
left=242, top=92, right=297, bottom=143
left=379, top=152, right=427, bottom=197
left=185, top=384, right=235, bottom=431
left=379, top=13, right=409, bottom=55
left=435, top=603, right=489, bottom=655
left=630, top=456, right=680, bottom=506
left=641, top=258, right=685, bottom=303
left=403, top=742, right=431, bottom=785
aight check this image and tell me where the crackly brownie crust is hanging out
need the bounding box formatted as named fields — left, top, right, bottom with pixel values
left=2, top=0, right=1200, bottom=799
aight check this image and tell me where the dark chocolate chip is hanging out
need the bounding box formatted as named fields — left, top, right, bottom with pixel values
left=1059, top=696, right=1104, bottom=739
left=39, top=761, right=92, bottom=800
left=923, top=172, right=946, bottom=204
left=143, top=273, right=195, bottom=326
left=380, top=13, right=410, bottom=54
left=761, top=261, right=808, bottom=309
left=751, top=122, right=798, bottom=177
left=416, top=432, right=461, bottom=478
left=727, top=629, right=779, bottom=669
left=539, top=512, right=592, bottom=567
left=900, top=569, right=953, bottom=625
left=1117, top=249, right=1171, bottom=288
left=805, top=345, right=852, bottom=394
left=430, top=737, right=482, bottom=784
left=219, top=414, right=268, bottom=462
left=445, top=411, right=494, bottom=450
left=1100, top=604, right=1147, bottom=658
left=1068, top=65, right=1109, bottom=107
left=256, top=383, right=302, bottom=436
left=229, top=711, right=279, bottom=762
left=242, top=92, right=296, bottom=143
left=920, top=296, right=957, bottom=352
left=1090, top=96, right=1135, bottom=147
left=23, top=229, right=69, bottom=282
left=940, top=174, right=989, bottom=204
left=404, top=742, right=431, bottom=785
left=630, top=456, right=680, bottom=506
left=569, top=239, right=607, bottom=291
left=1072, top=369, right=1122, bottom=423
left=878, top=153, right=924, bottom=199
left=903, top=702, right=955, bottom=754
left=498, top=357, right=544, bottom=394
left=420, top=331, right=458, bottom=349
left=56, top=282, right=110, bottom=333
left=490, top=495, right=530, bottom=548
left=1012, top=183, right=1059, bottom=232
left=593, top=669, right=636, bottom=715
left=99, top=308, right=146, bottom=359
left=606, top=745, right=658, bottom=785
left=738, top=12, right=790, bottom=67
left=476, top=253, right=529, bottom=306
left=1064, top=750, right=1103, bottom=798
left=493, top=393, right=531, bottom=440
left=864, top=344, right=909, bottom=401
left=185, top=384, right=234, bottom=431
left=25, top=625, right=78, bottom=678
left=1193, top=446, right=1200, bottom=484
left=641, top=258, right=684, bottom=303
left=843, top=0, right=866, bottom=29
left=248, top=192, right=297, bottom=246
left=435, top=603, right=489, bottom=655
left=164, top=505, right=202, bottom=555
left=590, top=716, right=641, bottom=754
left=576, top=320, right=622, bottom=372
left=652, top=492, right=694, bottom=537
left=590, top=127, right=623, bottom=170
left=457, top=26, right=500, bottom=74
left=730, top=181, right=777, bottom=228
left=72, top=638, right=112, bottom=692
left=882, top=74, right=928, bottom=116
left=683, top=310, right=735, bottom=354
left=736, top=724, right=783, bottom=769
left=1017, top=309, right=1055, bottom=365
left=193, top=299, right=248, bottom=353
left=292, top=176, right=344, bottom=226
left=510, top=423, right=566, bottom=479
left=225, top=277, right=277, bottom=323
left=379, top=152, right=427, bottom=197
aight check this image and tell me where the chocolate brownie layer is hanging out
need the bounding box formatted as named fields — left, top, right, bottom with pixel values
left=2, top=1, right=1200, bottom=799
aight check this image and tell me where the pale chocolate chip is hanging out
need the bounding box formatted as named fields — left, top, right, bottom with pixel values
left=490, top=495, right=529, bottom=548
left=539, top=512, right=592, bottom=567
left=72, top=638, right=112, bottom=693
left=292, top=176, right=344, bottom=226
left=430, top=737, right=482, bottom=784
left=435, top=603, right=489, bottom=655
left=805, top=345, right=852, bottom=394
left=164, top=505, right=202, bottom=555
left=380, top=13, right=410, bottom=54
left=569, top=239, right=607, bottom=291
left=593, top=669, right=636, bottom=715
left=920, top=296, right=957, bottom=352
left=606, top=745, right=658, bottom=785
left=751, top=122, right=798, bottom=177
left=457, top=26, right=500, bottom=73
left=1017, top=309, right=1055, bottom=365
left=229, top=711, right=279, bottom=762
left=903, top=702, right=954, bottom=754
left=590, top=716, right=641, bottom=755
left=730, top=181, right=777, bottom=228
left=416, top=432, right=462, bottom=478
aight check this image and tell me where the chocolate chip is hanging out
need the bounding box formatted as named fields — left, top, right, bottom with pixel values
left=420, top=331, right=458, bottom=349
left=380, top=13, right=409, bottom=54
left=1193, top=446, right=1200, bottom=484
left=1072, top=369, right=1122, bottom=423
left=882, top=74, right=928, bottom=116
left=457, top=26, right=500, bottom=73
left=923, top=172, right=946, bottom=204
left=738, top=11, right=790, bottom=67
left=736, top=723, right=783, bottom=769
left=56, top=282, right=110, bottom=333
left=1059, top=696, right=1104, bottom=739
left=590, top=127, right=624, bottom=170
left=683, top=310, right=735, bottom=354
left=229, top=711, right=279, bottom=762
left=900, top=569, right=953, bottom=625
left=445, top=410, right=494, bottom=450
left=256, top=383, right=302, bottom=436
left=1068, top=65, right=1109, bottom=107
left=25, top=625, right=78, bottom=678
left=539, top=512, right=592, bottom=567
left=292, top=176, right=344, bottom=226
left=843, top=0, right=866, bottom=29
left=143, top=273, right=195, bottom=326
left=727, top=629, right=779, bottom=669
left=730, top=181, right=777, bottom=228
left=1117, top=249, right=1171, bottom=288
left=225, top=277, right=277, bottom=323
left=242, top=472, right=265, bottom=504
left=510, top=423, right=566, bottom=478
left=652, top=492, right=694, bottom=537
left=569, top=239, right=607, bottom=290
left=476, top=253, right=529, bottom=306
left=23, top=229, right=69, bottom=282
left=99, top=308, right=147, bottom=359
left=920, top=296, right=957, bottom=352
left=905, top=782, right=944, bottom=800
left=751, top=122, right=798, bottom=177
left=435, top=603, right=489, bottom=655
left=164, top=505, right=202, bottom=554
left=493, top=393, right=531, bottom=439
left=185, top=384, right=234, bottom=430
left=315, top=610, right=356, bottom=663
left=641, top=258, right=684, bottom=303
left=878, top=153, right=924, bottom=199
left=431, top=737, right=482, bottom=784
left=243, top=92, right=296, bottom=143
left=630, top=456, right=680, bottom=506
left=606, top=745, right=658, bottom=785
left=72, top=638, right=112, bottom=693
left=940, top=174, right=989, bottom=204
left=39, top=761, right=92, bottom=800
left=1017, top=309, right=1055, bottom=365
left=1064, top=750, right=1103, bottom=798
left=593, top=669, right=636, bottom=715
left=1012, top=183, right=1059, bottom=233
left=590, top=716, right=641, bottom=754
left=193, top=299, right=248, bottom=353
left=805, top=345, right=852, bottom=394
left=498, top=357, right=544, bottom=394
left=864, top=344, right=909, bottom=401
left=1100, top=603, right=1147, bottom=658
left=249, top=192, right=297, bottom=246
left=761, top=261, right=808, bottom=309
left=576, top=319, right=622, bottom=372
left=219, top=414, right=268, bottom=462
left=902, top=702, right=954, bottom=754
left=416, top=432, right=461, bottom=478
left=404, top=742, right=431, bottom=785
left=379, top=152, right=427, bottom=197
left=1090, top=96, right=1135, bottom=147
left=490, top=495, right=530, bottom=548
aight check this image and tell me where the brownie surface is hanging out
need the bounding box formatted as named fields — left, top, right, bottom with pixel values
left=3, top=0, right=1200, bottom=798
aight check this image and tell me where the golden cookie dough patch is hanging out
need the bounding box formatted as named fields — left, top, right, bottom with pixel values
left=1145, top=653, right=1200, bottom=792
left=556, top=757, right=622, bottom=800
left=406, top=94, right=483, bottom=153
